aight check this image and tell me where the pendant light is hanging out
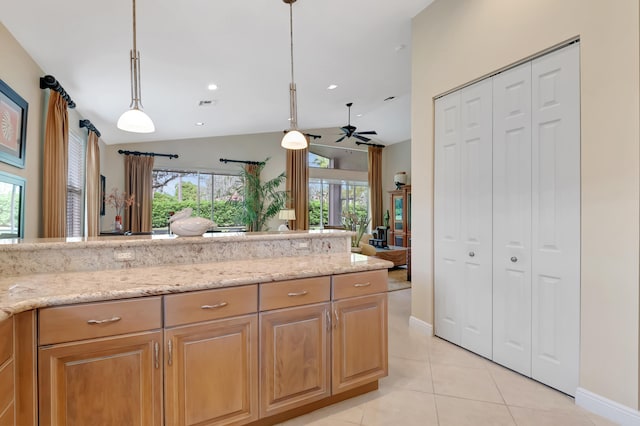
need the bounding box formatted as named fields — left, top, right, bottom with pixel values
left=281, top=0, right=307, bottom=150
left=117, top=0, right=155, bottom=133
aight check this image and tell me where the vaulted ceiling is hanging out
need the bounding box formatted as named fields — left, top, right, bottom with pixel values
left=1, top=0, right=432, bottom=150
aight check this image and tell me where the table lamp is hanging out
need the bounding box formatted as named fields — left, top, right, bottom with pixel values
left=278, top=209, right=296, bottom=231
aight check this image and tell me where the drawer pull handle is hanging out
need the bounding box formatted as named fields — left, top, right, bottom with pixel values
left=287, top=290, right=308, bottom=297
left=201, top=302, right=228, bottom=309
left=353, top=282, right=371, bottom=288
left=87, top=316, right=121, bottom=325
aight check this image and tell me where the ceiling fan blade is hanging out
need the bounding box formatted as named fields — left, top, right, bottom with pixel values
left=335, top=135, right=347, bottom=143
left=356, top=130, right=377, bottom=135
left=305, top=133, right=322, bottom=140
left=353, top=134, right=371, bottom=142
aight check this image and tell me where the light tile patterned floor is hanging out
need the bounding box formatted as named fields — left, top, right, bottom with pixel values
left=279, top=289, right=617, bottom=426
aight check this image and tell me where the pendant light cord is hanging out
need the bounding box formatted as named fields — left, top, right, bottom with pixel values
left=289, top=2, right=294, bottom=86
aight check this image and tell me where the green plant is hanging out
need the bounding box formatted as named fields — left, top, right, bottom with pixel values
left=343, top=211, right=371, bottom=247
left=235, top=158, right=288, bottom=232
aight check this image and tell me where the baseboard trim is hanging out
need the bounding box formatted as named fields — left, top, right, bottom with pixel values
left=575, top=387, right=640, bottom=426
left=409, top=316, right=433, bottom=335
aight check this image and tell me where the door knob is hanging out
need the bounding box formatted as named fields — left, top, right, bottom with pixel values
left=510, top=256, right=518, bottom=263
left=468, top=251, right=475, bottom=257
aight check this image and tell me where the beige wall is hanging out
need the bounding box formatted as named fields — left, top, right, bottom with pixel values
left=103, top=132, right=287, bottom=231
left=0, top=24, right=44, bottom=238
left=382, top=140, right=411, bottom=216
left=412, top=0, right=640, bottom=409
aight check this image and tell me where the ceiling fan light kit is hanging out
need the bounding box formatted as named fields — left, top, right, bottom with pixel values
left=118, top=0, right=155, bottom=133
left=281, top=0, right=307, bottom=150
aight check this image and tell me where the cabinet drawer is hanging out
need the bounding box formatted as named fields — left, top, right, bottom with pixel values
left=39, top=297, right=161, bottom=345
left=165, top=285, right=258, bottom=327
left=332, top=270, right=387, bottom=300
left=0, top=318, right=12, bottom=366
left=260, top=277, right=330, bottom=311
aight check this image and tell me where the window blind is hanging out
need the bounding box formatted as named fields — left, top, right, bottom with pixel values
left=67, top=132, right=85, bottom=237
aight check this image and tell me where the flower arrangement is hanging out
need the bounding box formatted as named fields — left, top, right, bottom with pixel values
left=105, top=188, right=135, bottom=218
left=342, top=211, right=371, bottom=248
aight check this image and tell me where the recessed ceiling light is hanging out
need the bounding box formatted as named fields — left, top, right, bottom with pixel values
left=195, top=122, right=205, bottom=126
left=384, top=96, right=396, bottom=102
left=394, top=44, right=407, bottom=52
left=356, top=114, right=363, bottom=117
left=327, top=84, right=338, bottom=90
left=199, top=99, right=217, bottom=106
left=207, top=83, right=218, bottom=91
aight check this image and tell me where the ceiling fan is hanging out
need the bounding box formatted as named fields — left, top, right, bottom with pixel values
left=336, top=102, right=377, bottom=143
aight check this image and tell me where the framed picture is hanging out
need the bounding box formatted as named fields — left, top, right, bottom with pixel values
left=0, top=79, right=28, bottom=168
left=0, top=171, right=25, bottom=239
left=100, top=174, right=106, bottom=216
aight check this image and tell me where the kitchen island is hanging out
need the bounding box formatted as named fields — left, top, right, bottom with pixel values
left=0, top=231, right=392, bottom=425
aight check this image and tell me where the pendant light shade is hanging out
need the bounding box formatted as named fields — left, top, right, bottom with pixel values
left=281, top=0, right=307, bottom=150
left=118, top=0, right=155, bottom=133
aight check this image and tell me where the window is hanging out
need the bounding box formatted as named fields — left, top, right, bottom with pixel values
left=152, top=170, right=244, bottom=233
left=309, top=152, right=332, bottom=168
left=67, top=132, right=85, bottom=237
left=309, top=178, right=369, bottom=229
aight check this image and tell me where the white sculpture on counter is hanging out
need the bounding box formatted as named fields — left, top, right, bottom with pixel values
left=168, top=208, right=216, bottom=237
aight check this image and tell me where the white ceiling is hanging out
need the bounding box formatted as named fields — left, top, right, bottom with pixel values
left=1, top=0, right=432, bottom=149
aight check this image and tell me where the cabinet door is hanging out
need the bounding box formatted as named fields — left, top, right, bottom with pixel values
left=390, top=191, right=404, bottom=246
left=332, top=293, right=387, bottom=394
left=38, top=331, right=163, bottom=426
left=259, top=303, right=330, bottom=417
left=493, top=60, right=533, bottom=376
left=165, top=315, right=258, bottom=426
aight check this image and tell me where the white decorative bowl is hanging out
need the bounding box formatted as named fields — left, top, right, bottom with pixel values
left=170, top=216, right=216, bottom=237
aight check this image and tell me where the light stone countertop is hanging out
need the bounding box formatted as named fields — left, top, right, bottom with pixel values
left=0, top=253, right=393, bottom=321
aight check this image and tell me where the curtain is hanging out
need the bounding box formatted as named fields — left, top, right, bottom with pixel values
left=244, top=163, right=260, bottom=232
left=85, top=131, right=100, bottom=237
left=124, top=155, right=154, bottom=233
left=42, top=92, right=69, bottom=238
left=286, top=147, right=309, bottom=230
left=368, top=146, right=384, bottom=229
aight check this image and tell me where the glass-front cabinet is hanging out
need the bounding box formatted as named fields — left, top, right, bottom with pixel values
left=388, top=185, right=411, bottom=247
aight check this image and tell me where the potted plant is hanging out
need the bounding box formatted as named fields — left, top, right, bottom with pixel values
left=235, top=158, right=288, bottom=232
left=343, top=210, right=371, bottom=250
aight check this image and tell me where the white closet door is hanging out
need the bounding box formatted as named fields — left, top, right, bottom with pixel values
left=459, top=79, right=493, bottom=358
left=531, top=44, right=580, bottom=396
left=492, top=61, right=532, bottom=376
left=434, top=91, right=462, bottom=345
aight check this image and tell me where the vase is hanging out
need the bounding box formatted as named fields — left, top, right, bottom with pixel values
left=114, top=215, right=123, bottom=232
left=350, top=246, right=362, bottom=254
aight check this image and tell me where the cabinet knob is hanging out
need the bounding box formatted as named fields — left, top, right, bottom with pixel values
left=510, top=256, right=518, bottom=263
left=468, top=251, right=475, bottom=257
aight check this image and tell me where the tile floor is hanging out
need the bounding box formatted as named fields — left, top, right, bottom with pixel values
left=279, top=289, right=616, bottom=426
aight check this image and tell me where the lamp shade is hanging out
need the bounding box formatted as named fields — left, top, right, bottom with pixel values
left=278, top=209, right=296, bottom=220
left=281, top=130, right=307, bottom=149
left=117, top=107, right=155, bottom=133
left=394, top=172, right=407, bottom=186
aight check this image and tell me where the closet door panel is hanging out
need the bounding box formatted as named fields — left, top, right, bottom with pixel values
left=531, top=44, right=580, bottom=396
left=492, top=62, right=532, bottom=376
left=459, top=79, right=493, bottom=358
left=434, top=92, right=462, bottom=344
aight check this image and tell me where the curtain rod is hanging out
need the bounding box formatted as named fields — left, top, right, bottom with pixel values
left=220, top=158, right=265, bottom=166
left=355, top=141, right=385, bottom=148
left=79, top=119, right=101, bottom=138
left=118, top=149, right=178, bottom=159
left=39, top=75, right=76, bottom=108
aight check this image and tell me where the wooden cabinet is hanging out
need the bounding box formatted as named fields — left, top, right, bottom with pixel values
left=389, top=185, right=411, bottom=247
left=331, top=271, right=388, bottom=394
left=0, top=317, right=14, bottom=425
left=38, top=297, right=163, bottom=426
left=38, top=331, right=163, bottom=426
left=164, top=285, right=259, bottom=426
left=259, top=278, right=331, bottom=417
left=24, top=270, right=387, bottom=425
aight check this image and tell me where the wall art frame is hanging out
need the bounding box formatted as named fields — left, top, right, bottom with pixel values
left=0, top=79, right=28, bottom=168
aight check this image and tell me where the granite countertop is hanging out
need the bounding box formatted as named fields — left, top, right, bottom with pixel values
left=0, top=253, right=393, bottom=321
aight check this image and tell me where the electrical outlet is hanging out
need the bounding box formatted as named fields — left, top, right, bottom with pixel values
left=114, top=251, right=135, bottom=261
left=298, top=242, right=309, bottom=249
